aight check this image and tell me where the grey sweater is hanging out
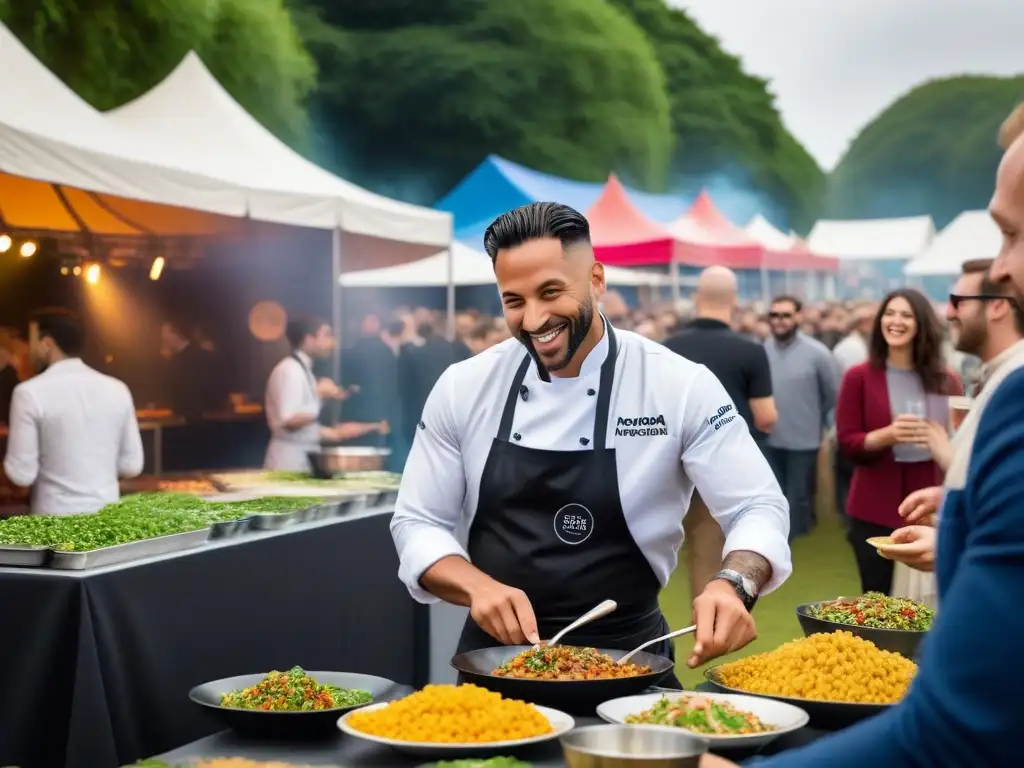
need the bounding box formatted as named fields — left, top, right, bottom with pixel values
left=765, top=333, right=840, bottom=450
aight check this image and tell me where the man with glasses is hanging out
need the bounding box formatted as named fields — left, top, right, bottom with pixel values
left=763, top=295, right=839, bottom=540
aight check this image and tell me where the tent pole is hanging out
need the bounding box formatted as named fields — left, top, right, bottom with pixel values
left=670, top=250, right=680, bottom=305
left=760, top=266, right=769, bottom=304
left=332, top=227, right=343, bottom=386
left=446, top=242, right=455, bottom=340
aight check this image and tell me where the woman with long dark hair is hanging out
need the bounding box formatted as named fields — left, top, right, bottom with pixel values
left=835, top=288, right=962, bottom=595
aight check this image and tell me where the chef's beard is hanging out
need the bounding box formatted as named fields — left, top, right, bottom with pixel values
left=519, top=296, right=595, bottom=381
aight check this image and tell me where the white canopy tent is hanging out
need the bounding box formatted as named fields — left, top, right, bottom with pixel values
left=105, top=52, right=450, bottom=247
left=904, top=211, right=1003, bottom=276
left=807, top=215, right=935, bottom=261
left=341, top=242, right=668, bottom=288
left=744, top=214, right=795, bottom=250
left=0, top=24, right=246, bottom=223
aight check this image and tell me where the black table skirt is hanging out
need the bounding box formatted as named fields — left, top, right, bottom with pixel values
left=0, top=512, right=427, bottom=768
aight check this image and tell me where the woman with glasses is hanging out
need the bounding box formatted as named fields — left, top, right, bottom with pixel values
left=835, top=288, right=962, bottom=595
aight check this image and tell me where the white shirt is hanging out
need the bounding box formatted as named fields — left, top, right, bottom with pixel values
left=3, top=358, right=144, bottom=515
left=832, top=332, right=869, bottom=374
left=391, top=327, right=792, bottom=604
left=264, top=351, right=322, bottom=471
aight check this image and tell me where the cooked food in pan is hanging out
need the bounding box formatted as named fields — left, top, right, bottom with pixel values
left=624, top=693, right=776, bottom=735
left=809, top=592, right=935, bottom=631
left=220, top=666, right=372, bottom=711
left=492, top=645, right=652, bottom=680
left=346, top=684, right=552, bottom=742
left=715, top=632, right=916, bottom=704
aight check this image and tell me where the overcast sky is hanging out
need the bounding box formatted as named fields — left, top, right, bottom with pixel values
left=672, top=0, right=1024, bottom=170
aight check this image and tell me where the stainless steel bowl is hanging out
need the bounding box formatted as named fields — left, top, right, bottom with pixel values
left=310, top=447, right=391, bottom=475
left=561, top=725, right=707, bottom=768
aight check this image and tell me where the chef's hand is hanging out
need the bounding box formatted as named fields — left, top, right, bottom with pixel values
left=898, top=486, right=942, bottom=526
left=316, top=377, right=341, bottom=399
left=892, top=414, right=926, bottom=444
left=687, top=579, right=756, bottom=668
left=700, top=755, right=739, bottom=768
left=879, top=525, right=936, bottom=572
left=467, top=579, right=540, bottom=646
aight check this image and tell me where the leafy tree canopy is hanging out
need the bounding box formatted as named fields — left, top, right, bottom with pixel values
left=0, top=0, right=315, bottom=147
left=607, top=0, right=824, bottom=231
left=828, top=75, right=1024, bottom=228
left=289, top=0, right=673, bottom=202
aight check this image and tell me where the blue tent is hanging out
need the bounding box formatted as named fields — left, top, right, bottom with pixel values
left=436, top=155, right=689, bottom=235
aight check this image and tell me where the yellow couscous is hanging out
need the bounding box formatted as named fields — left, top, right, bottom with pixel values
left=715, top=631, right=916, bottom=704
left=345, top=684, right=553, bottom=743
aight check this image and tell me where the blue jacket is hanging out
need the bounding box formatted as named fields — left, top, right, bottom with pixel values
left=752, top=367, right=1024, bottom=767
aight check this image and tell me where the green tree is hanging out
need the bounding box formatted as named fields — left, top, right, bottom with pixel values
left=828, top=75, right=1024, bottom=228
left=607, top=0, right=824, bottom=232
left=289, top=0, right=672, bottom=204
left=0, top=0, right=315, bottom=147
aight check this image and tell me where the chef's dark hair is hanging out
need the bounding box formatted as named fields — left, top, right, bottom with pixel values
left=483, top=202, right=590, bottom=263
left=285, top=314, right=327, bottom=350
left=31, top=308, right=84, bottom=357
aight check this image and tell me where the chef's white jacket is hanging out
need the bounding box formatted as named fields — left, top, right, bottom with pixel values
left=264, top=351, right=321, bottom=472
left=391, top=326, right=792, bottom=603
left=3, top=358, right=144, bottom=515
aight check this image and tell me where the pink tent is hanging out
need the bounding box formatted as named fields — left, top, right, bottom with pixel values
left=767, top=237, right=839, bottom=272
left=669, top=191, right=764, bottom=269
left=585, top=175, right=676, bottom=266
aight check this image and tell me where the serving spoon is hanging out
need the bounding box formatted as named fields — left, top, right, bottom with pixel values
left=539, top=599, right=618, bottom=649
left=617, top=624, right=697, bottom=665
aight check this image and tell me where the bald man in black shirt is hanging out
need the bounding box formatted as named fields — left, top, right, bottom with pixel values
left=664, top=266, right=777, bottom=593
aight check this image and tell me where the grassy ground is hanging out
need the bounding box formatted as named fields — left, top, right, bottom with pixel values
left=660, top=451, right=860, bottom=687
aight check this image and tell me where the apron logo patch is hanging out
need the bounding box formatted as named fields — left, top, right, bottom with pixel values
left=709, top=404, right=736, bottom=430
left=553, top=503, right=595, bottom=545
left=614, top=414, right=668, bottom=437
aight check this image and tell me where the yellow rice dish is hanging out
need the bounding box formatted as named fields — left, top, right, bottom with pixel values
left=714, top=631, right=916, bottom=705
left=345, top=684, right=553, bottom=743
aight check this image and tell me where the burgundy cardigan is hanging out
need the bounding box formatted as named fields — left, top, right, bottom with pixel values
left=836, top=362, right=963, bottom=529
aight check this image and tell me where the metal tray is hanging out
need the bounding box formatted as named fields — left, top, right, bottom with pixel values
left=0, top=545, right=52, bottom=567
left=209, top=516, right=253, bottom=539
left=48, top=528, right=212, bottom=570
left=250, top=508, right=303, bottom=530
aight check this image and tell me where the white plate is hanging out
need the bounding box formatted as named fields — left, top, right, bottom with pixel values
left=337, top=701, right=574, bottom=757
left=596, top=691, right=809, bottom=750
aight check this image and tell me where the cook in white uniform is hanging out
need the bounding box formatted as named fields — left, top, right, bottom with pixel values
left=3, top=310, right=144, bottom=515
left=264, top=315, right=383, bottom=471
left=391, top=203, right=792, bottom=679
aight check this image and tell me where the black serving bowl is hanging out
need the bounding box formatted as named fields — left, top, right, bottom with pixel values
left=189, top=671, right=401, bottom=739
left=704, top=666, right=888, bottom=730
left=795, top=603, right=927, bottom=659
left=451, top=646, right=673, bottom=715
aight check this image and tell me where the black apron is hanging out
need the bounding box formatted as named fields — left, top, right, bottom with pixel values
left=456, top=325, right=682, bottom=688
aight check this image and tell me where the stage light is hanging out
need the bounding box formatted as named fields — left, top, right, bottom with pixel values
left=149, top=256, right=165, bottom=281
left=0, top=234, right=11, bottom=253
left=85, top=263, right=101, bottom=284
left=19, top=241, right=36, bottom=258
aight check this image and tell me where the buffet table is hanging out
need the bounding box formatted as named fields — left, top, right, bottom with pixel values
left=0, top=507, right=427, bottom=768
left=154, top=689, right=831, bottom=766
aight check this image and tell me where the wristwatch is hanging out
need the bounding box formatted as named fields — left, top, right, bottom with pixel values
left=712, top=569, right=758, bottom=612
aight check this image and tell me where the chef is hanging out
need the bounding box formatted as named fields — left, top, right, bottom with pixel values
left=264, top=314, right=384, bottom=471
left=391, top=203, right=792, bottom=679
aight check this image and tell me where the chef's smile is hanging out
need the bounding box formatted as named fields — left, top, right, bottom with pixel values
left=529, top=322, right=568, bottom=354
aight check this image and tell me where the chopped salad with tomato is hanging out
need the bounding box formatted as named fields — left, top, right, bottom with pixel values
left=220, top=666, right=372, bottom=711
left=810, top=592, right=935, bottom=631
left=624, top=694, right=775, bottom=736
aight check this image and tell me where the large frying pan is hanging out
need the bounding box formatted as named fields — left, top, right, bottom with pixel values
left=451, top=645, right=675, bottom=714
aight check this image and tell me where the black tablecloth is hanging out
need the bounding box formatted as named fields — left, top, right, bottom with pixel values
left=0, top=510, right=427, bottom=768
